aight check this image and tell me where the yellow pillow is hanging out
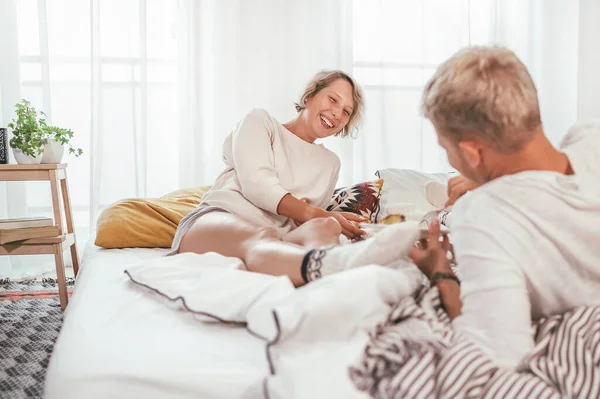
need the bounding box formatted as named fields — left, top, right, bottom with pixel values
left=95, top=186, right=211, bottom=249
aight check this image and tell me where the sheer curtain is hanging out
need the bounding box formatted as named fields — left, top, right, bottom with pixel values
left=0, top=0, right=597, bottom=279
left=0, top=0, right=351, bottom=278
left=350, top=0, right=586, bottom=181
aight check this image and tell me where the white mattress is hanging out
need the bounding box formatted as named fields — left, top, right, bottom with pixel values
left=44, top=244, right=269, bottom=399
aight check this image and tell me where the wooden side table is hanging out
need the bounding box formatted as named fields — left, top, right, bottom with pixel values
left=0, top=163, right=80, bottom=310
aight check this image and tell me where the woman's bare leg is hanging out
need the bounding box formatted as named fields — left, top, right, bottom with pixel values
left=179, top=212, right=420, bottom=286
left=179, top=212, right=307, bottom=286
left=281, top=217, right=342, bottom=248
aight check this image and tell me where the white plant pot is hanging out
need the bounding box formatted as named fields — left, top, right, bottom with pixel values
left=12, top=147, right=43, bottom=164
left=41, top=140, right=65, bottom=164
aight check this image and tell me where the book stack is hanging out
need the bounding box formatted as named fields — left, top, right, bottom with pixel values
left=0, top=217, right=60, bottom=245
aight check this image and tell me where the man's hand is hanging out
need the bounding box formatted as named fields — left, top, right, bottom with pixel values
left=409, top=219, right=452, bottom=279
left=445, top=175, right=479, bottom=207
left=410, top=219, right=462, bottom=319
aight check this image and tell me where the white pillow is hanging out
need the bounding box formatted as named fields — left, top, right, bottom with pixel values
left=375, top=168, right=451, bottom=222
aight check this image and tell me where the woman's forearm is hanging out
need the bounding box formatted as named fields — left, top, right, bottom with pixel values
left=276, top=193, right=326, bottom=223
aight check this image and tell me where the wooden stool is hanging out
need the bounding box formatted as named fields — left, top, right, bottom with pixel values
left=0, top=163, right=80, bottom=310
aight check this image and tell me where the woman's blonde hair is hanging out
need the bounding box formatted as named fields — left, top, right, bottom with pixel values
left=422, top=46, right=542, bottom=153
left=295, top=70, right=364, bottom=138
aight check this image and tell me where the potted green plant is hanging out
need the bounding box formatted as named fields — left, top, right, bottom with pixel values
left=7, top=99, right=83, bottom=164
left=7, top=99, right=48, bottom=164
left=41, top=126, right=83, bottom=164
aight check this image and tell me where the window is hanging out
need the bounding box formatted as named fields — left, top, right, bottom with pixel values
left=16, top=0, right=179, bottom=242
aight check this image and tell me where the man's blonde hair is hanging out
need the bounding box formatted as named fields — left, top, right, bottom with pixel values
left=295, top=70, right=364, bottom=138
left=422, top=46, right=542, bottom=152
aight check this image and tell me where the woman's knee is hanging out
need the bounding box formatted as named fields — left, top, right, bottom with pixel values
left=253, top=227, right=281, bottom=242
left=313, top=216, right=342, bottom=236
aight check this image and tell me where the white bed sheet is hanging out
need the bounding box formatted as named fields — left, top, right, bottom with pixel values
left=44, top=244, right=269, bottom=399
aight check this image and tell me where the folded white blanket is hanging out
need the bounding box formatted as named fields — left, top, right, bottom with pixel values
left=125, top=252, right=296, bottom=325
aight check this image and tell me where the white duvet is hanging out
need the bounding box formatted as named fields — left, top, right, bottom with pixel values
left=125, top=252, right=424, bottom=399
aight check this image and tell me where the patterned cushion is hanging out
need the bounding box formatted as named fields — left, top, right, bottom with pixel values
left=326, top=179, right=384, bottom=222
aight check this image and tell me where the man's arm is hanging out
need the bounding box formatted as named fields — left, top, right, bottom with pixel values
left=445, top=175, right=479, bottom=207
left=411, top=216, right=534, bottom=368
left=451, top=222, right=534, bottom=368
left=437, top=279, right=462, bottom=319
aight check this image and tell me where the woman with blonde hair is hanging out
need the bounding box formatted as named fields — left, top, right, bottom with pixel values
left=171, top=70, right=420, bottom=286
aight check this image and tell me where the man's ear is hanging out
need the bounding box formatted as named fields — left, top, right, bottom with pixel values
left=458, top=139, right=483, bottom=169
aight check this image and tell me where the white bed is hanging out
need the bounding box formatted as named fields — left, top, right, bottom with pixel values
left=44, top=244, right=270, bottom=399
left=45, top=169, right=450, bottom=399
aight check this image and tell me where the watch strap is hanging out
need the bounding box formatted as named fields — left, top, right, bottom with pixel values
left=430, top=272, right=460, bottom=286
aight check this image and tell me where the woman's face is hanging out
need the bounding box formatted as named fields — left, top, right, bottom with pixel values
left=303, top=78, right=355, bottom=141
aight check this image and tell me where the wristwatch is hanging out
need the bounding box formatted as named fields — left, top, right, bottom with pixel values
left=430, top=272, right=460, bottom=286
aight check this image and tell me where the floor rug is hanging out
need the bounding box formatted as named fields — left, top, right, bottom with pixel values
left=0, top=279, right=74, bottom=301
left=0, top=299, right=63, bottom=399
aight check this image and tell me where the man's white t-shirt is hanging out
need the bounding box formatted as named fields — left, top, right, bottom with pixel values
left=451, top=121, right=600, bottom=368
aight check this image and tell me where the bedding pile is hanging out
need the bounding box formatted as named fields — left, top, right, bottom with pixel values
left=350, top=288, right=600, bottom=399
left=125, top=253, right=600, bottom=399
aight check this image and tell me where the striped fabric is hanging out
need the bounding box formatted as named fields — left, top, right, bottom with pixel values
left=349, top=287, right=600, bottom=399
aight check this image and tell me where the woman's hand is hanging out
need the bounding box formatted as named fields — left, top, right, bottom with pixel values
left=307, top=208, right=366, bottom=240
left=278, top=195, right=366, bottom=239
left=331, top=211, right=368, bottom=239
left=336, top=211, right=369, bottom=225
left=409, top=219, right=452, bottom=279
left=445, top=175, right=479, bottom=207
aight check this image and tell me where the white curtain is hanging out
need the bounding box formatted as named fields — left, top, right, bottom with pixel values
left=0, top=0, right=598, bottom=279
left=350, top=0, right=587, bottom=178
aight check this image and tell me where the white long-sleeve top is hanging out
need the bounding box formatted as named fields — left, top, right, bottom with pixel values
left=451, top=121, right=600, bottom=369
left=197, top=108, right=341, bottom=234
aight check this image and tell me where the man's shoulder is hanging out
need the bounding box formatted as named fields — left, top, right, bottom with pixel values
left=452, top=170, right=590, bottom=231
left=454, top=177, right=512, bottom=208
left=452, top=176, right=533, bottom=226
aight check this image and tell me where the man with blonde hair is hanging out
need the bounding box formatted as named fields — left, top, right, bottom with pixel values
left=410, top=46, right=600, bottom=368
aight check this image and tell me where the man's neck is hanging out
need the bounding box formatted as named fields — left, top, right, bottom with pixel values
left=488, top=130, right=572, bottom=180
